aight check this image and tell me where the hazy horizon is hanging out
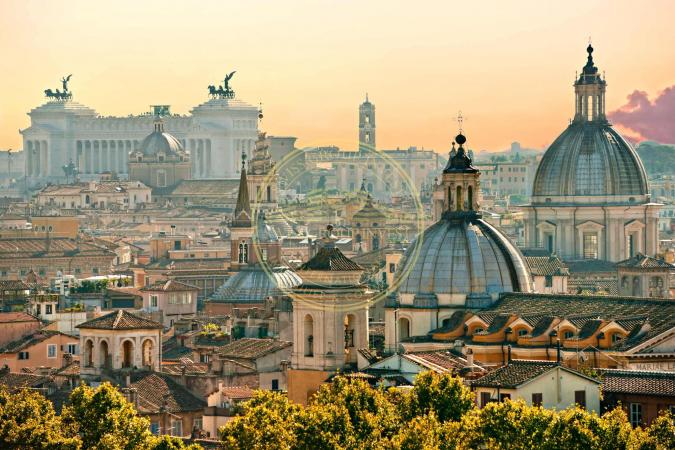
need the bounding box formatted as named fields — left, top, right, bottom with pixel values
left=1, top=0, right=674, bottom=153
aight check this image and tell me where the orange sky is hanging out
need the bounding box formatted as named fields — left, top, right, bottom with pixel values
left=0, top=0, right=674, bottom=153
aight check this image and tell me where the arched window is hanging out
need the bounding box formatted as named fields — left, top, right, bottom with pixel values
left=467, top=186, right=473, bottom=210
left=563, top=330, right=575, bottom=340
left=267, top=186, right=272, bottom=202
left=99, top=340, right=109, bottom=369
left=372, top=234, right=380, bottom=250
left=239, top=242, right=248, bottom=264
left=448, top=187, right=452, bottom=210
left=517, top=329, right=528, bottom=337
left=142, top=339, right=154, bottom=367
left=456, top=186, right=463, bottom=211
left=632, top=277, right=641, bottom=297
left=304, top=315, right=314, bottom=357
left=84, top=339, right=94, bottom=368
left=398, top=317, right=410, bottom=342
left=344, top=314, right=356, bottom=349
left=121, top=340, right=134, bottom=368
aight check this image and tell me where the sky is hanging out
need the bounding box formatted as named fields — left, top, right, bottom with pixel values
left=0, top=0, right=674, bottom=153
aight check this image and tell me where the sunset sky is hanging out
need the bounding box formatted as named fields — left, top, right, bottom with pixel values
left=1, top=0, right=674, bottom=153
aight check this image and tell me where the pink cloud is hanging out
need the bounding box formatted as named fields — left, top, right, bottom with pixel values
left=608, top=86, right=675, bottom=144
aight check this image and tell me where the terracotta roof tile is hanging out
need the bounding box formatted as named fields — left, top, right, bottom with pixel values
left=140, top=279, right=199, bottom=292
left=220, top=386, right=255, bottom=400
left=217, top=338, right=292, bottom=360
left=77, top=310, right=163, bottom=330
left=525, top=256, right=570, bottom=276
left=298, top=246, right=362, bottom=272
left=600, top=369, right=675, bottom=396
left=471, top=360, right=559, bottom=388
left=130, top=372, right=206, bottom=414
left=0, top=371, right=52, bottom=392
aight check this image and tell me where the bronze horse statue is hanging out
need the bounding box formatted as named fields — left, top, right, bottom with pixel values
left=44, top=89, right=72, bottom=101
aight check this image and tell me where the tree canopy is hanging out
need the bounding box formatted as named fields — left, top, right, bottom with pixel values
left=220, top=371, right=675, bottom=450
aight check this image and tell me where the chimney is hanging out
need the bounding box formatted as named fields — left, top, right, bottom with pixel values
left=507, top=345, right=512, bottom=364
left=62, top=352, right=73, bottom=368
left=125, top=374, right=131, bottom=387
left=466, top=348, right=474, bottom=367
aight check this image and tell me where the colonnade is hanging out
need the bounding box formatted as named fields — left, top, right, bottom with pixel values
left=25, top=140, right=49, bottom=177
left=77, top=140, right=134, bottom=174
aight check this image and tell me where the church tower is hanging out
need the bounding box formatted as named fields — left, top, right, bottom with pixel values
left=358, top=94, right=376, bottom=152
left=230, top=153, right=254, bottom=269
left=288, top=225, right=371, bottom=404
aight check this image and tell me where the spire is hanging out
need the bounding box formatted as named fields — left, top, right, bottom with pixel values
left=444, top=132, right=476, bottom=173
left=233, top=152, right=252, bottom=228
left=153, top=116, right=165, bottom=133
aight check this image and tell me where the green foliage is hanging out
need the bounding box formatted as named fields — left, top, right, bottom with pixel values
left=74, top=279, right=110, bottom=293
left=200, top=323, right=220, bottom=334
left=399, top=371, right=475, bottom=422
left=61, top=382, right=156, bottom=450
left=0, top=387, right=80, bottom=449
left=636, top=141, right=675, bottom=176
left=220, top=390, right=301, bottom=450
left=220, top=372, right=675, bottom=450
left=150, top=435, right=202, bottom=450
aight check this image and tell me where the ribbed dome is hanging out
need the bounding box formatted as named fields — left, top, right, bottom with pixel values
left=532, top=122, right=648, bottom=200
left=210, top=266, right=301, bottom=302
left=138, top=120, right=184, bottom=156
left=396, top=217, right=532, bottom=303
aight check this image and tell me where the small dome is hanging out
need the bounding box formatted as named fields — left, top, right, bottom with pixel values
left=396, top=217, right=532, bottom=304
left=532, top=122, right=648, bottom=200
left=138, top=119, right=184, bottom=156
left=353, top=196, right=386, bottom=221
left=210, top=266, right=301, bottom=302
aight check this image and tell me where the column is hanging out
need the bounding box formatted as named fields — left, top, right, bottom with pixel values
left=205, top=140, right=212, bottom=177
left=102, top=141, right=108, bottom=173
left=198, top=140, right=204, bottom=177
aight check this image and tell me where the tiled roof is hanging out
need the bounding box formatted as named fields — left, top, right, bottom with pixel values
left=298, top=246, right=363, bottom=271
left=220, top=386, right=255, bottom=400
left=492, top=293, right=675, bottom=352
left=0, top=330, right=68, bottom=353
left=0, top=237, right=116, bottom=259
left=566, top=259, right=617, bottom=274
left=77, top=310, right=163, bottom=330
left=140, top=279, right=199, bottom=292
left=600, top=369, right=675, bottom=396
left=56, top=362, right=80, bottom=377
left=404, top=351, right=468, bottom=373
left=162, top=362, right=209, bottom=376
left=0, top=280, right=30, bottom=291
left=525, top=256, right=570, bottom=276
left=0, top=371, right=51, bottom=392
left=130, top=372, right=206, bottom=414
left=0, top=312, right=39, bottom=324
left=146, top=258, right=229, bottom=271
left=217, top=338, right=292, bottom=360
left=161, top=336, right=193, bottom=361
left=430, top=311, right=467, bottom=334
left=164, top=179, right=240, bottom=196
left=617, top=254, right=674, bottom=270
left=471, top=360, right=560, bottom=388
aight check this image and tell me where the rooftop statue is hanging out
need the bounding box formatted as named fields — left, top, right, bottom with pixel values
left=207, top=71, right=237, bottom=99
left=45, top=75, right=73, bottom=101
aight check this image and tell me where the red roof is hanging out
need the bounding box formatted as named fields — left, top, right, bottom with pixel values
left=0, top=312, right=39, bottom=323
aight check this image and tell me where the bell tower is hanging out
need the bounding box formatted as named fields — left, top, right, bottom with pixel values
left=574, top=43, right=607, bottom=122
left=358, top=94, right=376, bottom=151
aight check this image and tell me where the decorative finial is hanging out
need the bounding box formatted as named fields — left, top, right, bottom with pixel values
left=258, top=101, right=264, bottom=120
left=453, top=110, right=465, bottom=134
left=365, top=92, right=369, bottom=102
left=241, top=151, right=247, bottom=169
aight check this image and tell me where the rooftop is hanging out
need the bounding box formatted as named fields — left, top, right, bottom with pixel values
left=77, top=310, right=163, bottom=331
left=217, top=338, right=292, bottom=360
left=129, top=372, right=206, bottom=414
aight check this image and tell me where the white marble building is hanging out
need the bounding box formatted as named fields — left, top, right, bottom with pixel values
left=20, top=95, right=259, bottom=183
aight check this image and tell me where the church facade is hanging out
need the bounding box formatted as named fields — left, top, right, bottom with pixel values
left=20, top=80, right=259, bottom=183
left=522, top=45, right=661, bottom=263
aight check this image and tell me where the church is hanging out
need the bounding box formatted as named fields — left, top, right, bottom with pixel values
left=521, top=45, right=661, bottom=263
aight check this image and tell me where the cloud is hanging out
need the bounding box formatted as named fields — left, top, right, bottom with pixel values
left=608, top=86, right=675, bottom=144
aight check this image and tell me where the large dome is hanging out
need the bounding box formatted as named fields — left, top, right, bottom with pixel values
left=532, top=121, right=648, bottom=200
left=210, top=266, right=301, bottom=303
left=138, top=120, right=184, bottom=156
left=396, top=216, right=532, bottom=307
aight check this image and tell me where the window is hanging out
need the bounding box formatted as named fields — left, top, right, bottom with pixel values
left=271, top=379, right=279, bottom=391
left=150, top=295, right=158, bottom=308
left=199, top=354, right=210, bottom=363
left=389, top=263, right=396, bottom=273
left=583, top=233, right=598, bottom=260
left=74, top=268, right=81, bottom=274
left=35, top=304, right=41, bottom=315
left=47, top=344, right=57, bottom=358
left=38, top=268, right=46, bottom=276
left=67, top=344, right=78, bottom=355
left=46, top=304, right=53, bottom=314
left=518, top=329, right=528, bottom=337
left=499, top=393, right=511, bottom=402
left=630, top=403, right=642, bottom=427
left=239, top=242, right=248, bottom=264
left=18, top=351, right=29, bottom=360
left=480, top=392, right=491, bottom=408
left=171, top=420, right=182, bottom=437
left=150, top=422, right=160, bottom=435
left=532, top=393, right=543, bottom=407
left=545, top=275, right=553, bottom=288
left=193, top=418, right=202, bottom=431
left=574, top=390, right=586, bottom=408
left=92, top=267, right=99, bottom=274
left=564, top=331, right=575, bottom=339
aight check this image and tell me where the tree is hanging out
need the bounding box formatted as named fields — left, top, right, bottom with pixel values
left=61, top=382, right=156, bottom=450
left=150, top=435, right=202, bottom=450
left=638, top=411, right=675, bottom=450
left=399, top=371, right=475, bottom=422
left=220, top=390, right=301, bottom=450
left=0, top=387, right=80, bottom=449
